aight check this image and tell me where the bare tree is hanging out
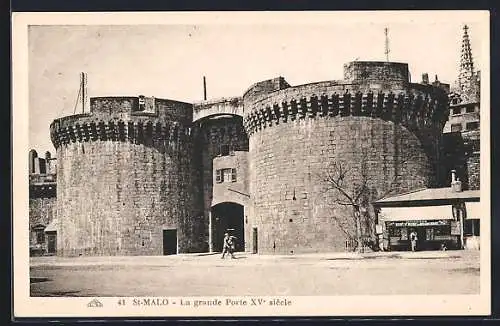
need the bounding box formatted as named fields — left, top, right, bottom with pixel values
left=322, top=159, right=370, bottom=252
left=322, top=151, right=419, bottom=252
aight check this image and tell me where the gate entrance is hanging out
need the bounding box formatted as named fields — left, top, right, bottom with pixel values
left=163, top=229, right=177, bottom=255
left=211, top=202, right=244, bottom=252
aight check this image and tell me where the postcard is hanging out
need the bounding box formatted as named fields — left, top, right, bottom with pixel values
left=12, top=10, right=491, bottom=318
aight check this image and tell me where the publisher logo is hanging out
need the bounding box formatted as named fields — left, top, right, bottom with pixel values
left=87, top=298, right=103, bottom=308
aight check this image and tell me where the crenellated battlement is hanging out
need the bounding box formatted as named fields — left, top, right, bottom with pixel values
left=50, top=118, right=193, bottom=149
left=50, top=96, right=195, bottom=149
left=243, top=89, right=448, bottom=138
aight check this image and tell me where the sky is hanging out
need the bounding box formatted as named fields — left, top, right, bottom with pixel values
left=27, top=13, right=486, bottom=155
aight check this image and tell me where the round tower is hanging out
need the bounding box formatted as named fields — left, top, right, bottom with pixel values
left=50, top=96, right=204, bottom=256
left=243, top=62, right=449, bottom=254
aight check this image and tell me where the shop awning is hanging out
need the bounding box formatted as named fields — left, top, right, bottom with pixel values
left=379, top=205, right=453, bottom=222
left=465, top=202, right=482, bottom=220
left=44, top=219, right=58, bottom=232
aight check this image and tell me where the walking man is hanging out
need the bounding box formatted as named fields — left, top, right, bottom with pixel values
left=221, top=232, right=236, bottom=259
left=410, top=230, right=418, bottom=252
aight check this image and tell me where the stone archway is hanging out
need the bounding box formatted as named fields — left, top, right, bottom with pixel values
left=211, top=202, right=244, bottom=252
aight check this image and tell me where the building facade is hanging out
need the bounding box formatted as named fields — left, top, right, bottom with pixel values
left=374, top=173, right=480, bottom=252
left=443, top=24, right=481, bottom=190
left=29, top=150, right=57, bottom=255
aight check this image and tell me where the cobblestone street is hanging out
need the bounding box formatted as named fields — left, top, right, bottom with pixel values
left=30, top=250, right=480, bottom=297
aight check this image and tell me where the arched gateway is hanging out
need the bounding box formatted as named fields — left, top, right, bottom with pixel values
left=211, top=202, right=245, bottom=252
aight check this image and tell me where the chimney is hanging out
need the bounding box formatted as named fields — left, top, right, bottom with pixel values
left=421, top=73, right=429, bottom=85
left=450, top=170, right=462, bottom=192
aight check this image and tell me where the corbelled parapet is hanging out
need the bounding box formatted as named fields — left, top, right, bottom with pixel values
left=242, top=64, right=449, bottom=147
left=50, top=96, right=195, bottom=149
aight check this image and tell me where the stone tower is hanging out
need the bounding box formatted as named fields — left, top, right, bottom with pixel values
left=50, top=96, right=204, bottom=256
left=243, top=62, right=450, bottom=254
left=443, top=24, right=481, bottom=190
left=457, top=25, right=480, bottom=103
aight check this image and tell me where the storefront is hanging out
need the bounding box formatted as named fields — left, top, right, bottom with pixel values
left=373, top=187, right=480, bottom=252
left=379, top=205, right=459, bottom=251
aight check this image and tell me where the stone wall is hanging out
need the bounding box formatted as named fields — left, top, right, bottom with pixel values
left=248, top=117, right=432, bottom=254
left=29, top=197, right=56, bottom=246
left=343, top=61, right=409, bottom=87
left=212, top=151, right=249, bottom=206
left=193, top=97, right=244, bottom=122
left=467, top=152, right=480, bottom=190
left=29, top=197, right=57, bottom=226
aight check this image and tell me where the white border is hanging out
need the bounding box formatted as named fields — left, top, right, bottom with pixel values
left=12, top=11, right=491, bottom=318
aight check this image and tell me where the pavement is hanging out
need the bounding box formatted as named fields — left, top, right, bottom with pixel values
left=30, top=249, right=480, bottom=296
left=29, top=249, right=471, bottom=267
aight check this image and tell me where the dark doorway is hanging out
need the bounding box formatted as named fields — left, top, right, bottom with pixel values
left=212, top=202, right=244, bottom=252
left=163, top=229, right=177, bottom=255
left=252, top=227, right=258, bottom=254
left=46, top=232, right=57, bottom=255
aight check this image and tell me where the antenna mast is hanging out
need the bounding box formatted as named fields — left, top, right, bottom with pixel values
left=384, top=27, right=390, bottom=62
left=81, top=72, right=87, bottom=113
left=203, top=76, right=207, bottom=100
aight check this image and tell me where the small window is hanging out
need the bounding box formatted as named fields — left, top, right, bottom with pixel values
left=466, top=106, right=475, bottom=113
left=223, top=169, right=232, bottom=182
left=219, top=144, right=235, bottom=157
left=33, top=225, right=46, bottom=244
left=36, top=230, right=45, bottom=244
left=451, top=123, right=463, bottom=132
left=464, top=219, right=480, bottom=236
left=452, top=107, right=462, bottom=115
left=466, top=121, right=479, bottom=131
left=215, top=168, right=237, bottom=183
left=425, top=228, right=435, bottom=240
left=138, top=96, right=146, bottom=111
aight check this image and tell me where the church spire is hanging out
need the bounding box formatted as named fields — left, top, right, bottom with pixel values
left=457, top=24, right=479, bottom=102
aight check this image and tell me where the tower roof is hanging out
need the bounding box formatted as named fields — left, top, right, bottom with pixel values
left=456, top=24, right=480, bottom=103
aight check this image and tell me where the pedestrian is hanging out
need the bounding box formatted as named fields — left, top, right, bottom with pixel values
left=228, top=235, right=237, bottom=258
left=221, top=233, right=236, bottom=259
left=410, top=230, right=418, bottom=252
left=378, top=233, right=385, bottom=252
